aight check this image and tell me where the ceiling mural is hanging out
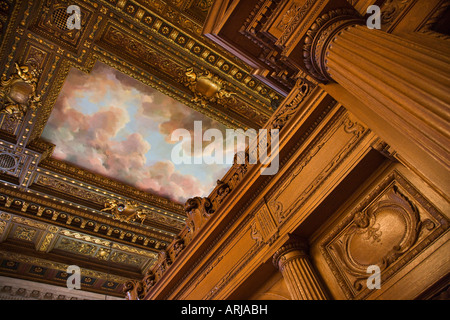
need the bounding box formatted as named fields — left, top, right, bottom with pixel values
left=41, top=62, right=236, bottom=204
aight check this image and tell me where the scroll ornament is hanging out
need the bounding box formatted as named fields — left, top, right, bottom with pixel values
left=100, top=199, right=147, bottom=224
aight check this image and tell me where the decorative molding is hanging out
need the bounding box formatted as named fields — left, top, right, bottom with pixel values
left=0, top=213, right=157, bottom=270
left=37, top=226, right=59, bottom=252
left=0, top=249, right=131, bottom=285
left=102, top=25, right=185, bottom=78
left=35, top=174, right=108, bottom=204
left=106, top=0, right=209, bottom=38
left=31, top=0, right=94, bottom=50
left=238, top=0, right=298, bottom=91
left=169, top=235, right=185, bottom=259
left=153, top=249, right=173, bottom=279
left=0, top=190, right=174, bottom=253
left=204, top=241, right=261, bottom=300
left=190, top=254, right=224, bottom=293
left=272, top=236, right=309, bottom=271
left=250, top=220, right=263, bottom=245
left=13, top=225, right=37, bottom=241
left=58, top=229, right=110, bottom=246
left=251, top=202, right=279, bottom=245
left=36, top=159, right=185, bottom=216
left=12, top=215, right=47, bottom=230
left=371, top=139, right=398, bottom=161
left=123, top=280, right=145, bottom=300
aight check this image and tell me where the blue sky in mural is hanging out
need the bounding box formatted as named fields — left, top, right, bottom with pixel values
left=41, top=62, right=237, bottom=203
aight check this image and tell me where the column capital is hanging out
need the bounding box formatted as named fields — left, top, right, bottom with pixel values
left=272, top=235, right=309, bottom=270
left=272, top=235, right=329, bottom=299
left=302, top=8, right=364, bottom=82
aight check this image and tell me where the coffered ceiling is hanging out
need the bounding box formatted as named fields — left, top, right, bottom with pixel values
left=0, top=0, right=284, bottom=298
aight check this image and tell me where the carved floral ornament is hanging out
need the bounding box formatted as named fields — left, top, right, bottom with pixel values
left=0, top=63, right=42, bottom=120
left=271, top=80, right=310, bottom=130
left=123, top=96, right=298, bottom=297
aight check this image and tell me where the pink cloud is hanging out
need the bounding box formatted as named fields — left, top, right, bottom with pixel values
left=42, top=62, right=232, bottom=204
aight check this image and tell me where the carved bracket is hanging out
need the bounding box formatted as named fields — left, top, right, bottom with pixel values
left=302, top=8, right=364, bottom=82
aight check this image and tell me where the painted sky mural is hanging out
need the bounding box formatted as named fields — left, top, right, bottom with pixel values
left=41, top=62, right=237, bottom=204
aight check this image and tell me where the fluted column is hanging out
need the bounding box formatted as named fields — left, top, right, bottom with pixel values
left=273, top=237, right=328, bottom=300
left=303, top=8, right=450, bottom=195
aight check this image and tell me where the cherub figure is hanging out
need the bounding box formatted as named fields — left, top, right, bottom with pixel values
left=100, top=199, right=118, bottom=212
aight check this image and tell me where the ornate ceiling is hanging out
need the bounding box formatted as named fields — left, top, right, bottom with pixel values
left=0, top=0, right=284, bottom=298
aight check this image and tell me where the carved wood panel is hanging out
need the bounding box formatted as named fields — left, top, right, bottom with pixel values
left=251, top=201, right=279, bottom=245
left=318, top=170, right=449, bottom=299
